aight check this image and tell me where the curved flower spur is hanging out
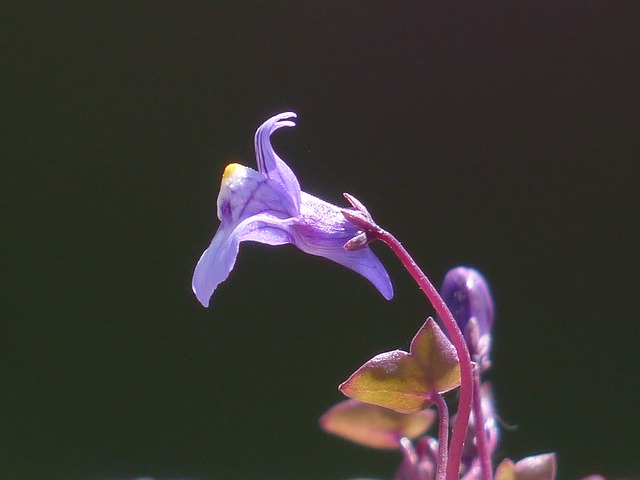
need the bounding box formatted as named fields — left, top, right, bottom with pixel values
left=192, top=112, right=393, bottom=307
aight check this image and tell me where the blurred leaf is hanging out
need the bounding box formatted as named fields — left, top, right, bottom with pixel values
left=495, top=453, right=556, bottom=480
left=320, top=398, right=435, bottom=449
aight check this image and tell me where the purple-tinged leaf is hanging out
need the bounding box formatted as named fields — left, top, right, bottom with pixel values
left=339, top=318, right=460, bottom=413
left=320, top=398, right=435, bottom=450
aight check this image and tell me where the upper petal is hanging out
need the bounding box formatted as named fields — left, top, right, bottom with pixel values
left=292, top=192, right=393, bottom=300
left=254, top=112, right=301, bottom=209
left=217, top=163, right=298, bottom=223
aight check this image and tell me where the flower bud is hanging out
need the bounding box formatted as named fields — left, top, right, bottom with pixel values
left=440, top=267, right=494, bottom=365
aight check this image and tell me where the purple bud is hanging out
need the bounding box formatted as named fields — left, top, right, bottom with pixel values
left=440, top=267, right=494, bottom=340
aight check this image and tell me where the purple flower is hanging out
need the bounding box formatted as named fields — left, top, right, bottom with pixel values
left=192, top=112, right=393, bottom=307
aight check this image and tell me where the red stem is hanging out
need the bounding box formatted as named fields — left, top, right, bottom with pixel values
left=372, top=228, right=473, bottom=480
left=432, top=392, right=450, bottom=480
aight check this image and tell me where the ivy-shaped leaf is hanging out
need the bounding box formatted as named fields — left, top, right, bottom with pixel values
left=339, top=318, right=461, bottom=414
left=495, top=453, right=557, bottom=480
left=320, top=398, right=435, bottom=449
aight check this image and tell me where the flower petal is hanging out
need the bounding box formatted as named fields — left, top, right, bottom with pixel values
left=293, top=193, right=393, bottom=299
left=192, top=225, right=241, bottom=308
left=254, top=112, right=301, bottom=209
left=192, top=214, right=297, bottom=307
left=217, top=163, right=298, bottom=223
left=318, top=246, right=394, bottom=300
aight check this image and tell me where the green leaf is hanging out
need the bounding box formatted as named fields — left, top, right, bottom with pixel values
left=320, top=398, right=435, bottom=449
left=339, top=318, right=461, bottom=413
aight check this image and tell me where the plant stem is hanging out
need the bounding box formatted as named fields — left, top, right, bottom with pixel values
left=472, top=369, right=493, bottom=480
left=432, top=392, right=450, bottom=480
left=371, top=227, right=474, bottom=480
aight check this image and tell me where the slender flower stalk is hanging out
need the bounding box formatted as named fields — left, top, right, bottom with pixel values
left=341, top=194, right=474, bottom=480
left=472, top=369, right=492, bottom=480
left=432, top=393, right=450, bottom=480
left=373, top=228, right=473, bottom=480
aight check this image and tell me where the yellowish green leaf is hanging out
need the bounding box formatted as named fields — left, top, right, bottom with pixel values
left=339, top=318, right=460, bottom=413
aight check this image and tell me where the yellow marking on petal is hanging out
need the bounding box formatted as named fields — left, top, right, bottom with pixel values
left=222, top=163, right=242, bottom=181
left=220, top=163, right=251, bottom=192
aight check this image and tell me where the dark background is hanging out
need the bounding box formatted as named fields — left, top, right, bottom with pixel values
left=4, top=3, right=639, bottom=480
